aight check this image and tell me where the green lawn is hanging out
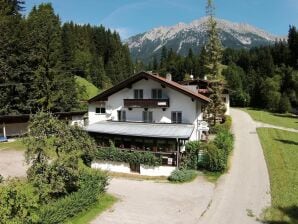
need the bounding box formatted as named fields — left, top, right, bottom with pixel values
left=0, top=139, right=25, bottom=151
left=257, top=128, right=298, bottom=223
left=243, top=108, right=298, bottom=130
left=75, top=76, right=100, bottom=101
left=67, top=194, right=117, bottom=224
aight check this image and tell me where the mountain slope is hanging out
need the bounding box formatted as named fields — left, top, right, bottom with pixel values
left=126, top=17, right=280, bottom=62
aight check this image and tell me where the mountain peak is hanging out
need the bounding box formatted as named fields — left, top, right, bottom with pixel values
left=126, top=17, right=281, bottom=62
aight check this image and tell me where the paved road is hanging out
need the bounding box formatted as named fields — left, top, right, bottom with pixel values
left=198, top=108, right=271, bottom=224
left=92, top=177, right=215, bottom=224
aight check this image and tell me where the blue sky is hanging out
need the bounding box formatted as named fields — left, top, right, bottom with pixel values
left=24, top=0, right=298, bottom=39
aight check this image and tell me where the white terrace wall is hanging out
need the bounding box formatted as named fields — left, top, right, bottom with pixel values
left=91, top=160, right=176, bottom=177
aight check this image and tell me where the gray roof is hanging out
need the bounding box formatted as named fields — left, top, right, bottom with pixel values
left=85, top=121, right=194, bottom=139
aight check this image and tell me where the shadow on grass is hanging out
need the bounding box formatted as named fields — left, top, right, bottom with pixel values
left=274, top=139, right=298, bottom=146
left=271, top=113, right=298, bottom=119
left=264, top=206, right=298, bottom=224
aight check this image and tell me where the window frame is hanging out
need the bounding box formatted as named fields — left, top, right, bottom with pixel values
left=95, top=107, right=106, bottom=114
left=171, top=111, right=182, bottom=123
left=134, top=89, right=143, bottom=99
left=151, top=89, right=162, bottom=99
left=143, top=111, right=153, bottom=123
left=117, top=110, right=126, bottom=121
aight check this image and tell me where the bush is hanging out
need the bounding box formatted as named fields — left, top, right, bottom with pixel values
left=180, top=141, right=200, bottom=170
left=38, top=169, right=108, bottom=224
left=0, top=179, right=39, bottom=224
left=95, top=146, right=161, bottom=167
left=278, top=95, right=292, bottom=113
left=204, top=143, right=227, bottom=172
left=214, top=129, right=234, bottom=154
left=168, top=169, right=197, bottom=183
left=210, top=115, right=232, bottom=134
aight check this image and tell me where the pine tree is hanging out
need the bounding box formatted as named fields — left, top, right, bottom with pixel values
left=204, top=0, right=223, bottom=79
left=26, top=3, right=79, bottom=112
left=202, top=0, right=226, bottom=125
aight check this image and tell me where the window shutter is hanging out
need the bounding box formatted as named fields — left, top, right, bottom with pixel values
left=149, top=111, right=153, bottom=122
left=117, top=111, right=121, bottom=121
left=158, top=89, right=162, bottom=99
left=152, top=89, right=156, bottom=99
left=134, top=90, right=138, bottom=99
left=171, top=112, right=176, bottom=123
left=140, top=90, right=143, bottom=99
left=122, top=111, right=126, bottom=121
left=177, top=112, right=182, bottom=123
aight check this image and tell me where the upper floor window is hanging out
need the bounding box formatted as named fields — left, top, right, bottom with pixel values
left=152, top=89, right=162, bottom=99
left=96, top=107, right=106, bottom=114
left=171, top=111, right=182, bottom=124
left=117, top=110, right=126, bottom=121
left=143, top=111, right=153, bottom=123
left=134, top=89, right=143, bottom=99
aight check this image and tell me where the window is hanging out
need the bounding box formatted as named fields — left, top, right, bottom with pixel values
left=152, top=89, right=162, bottom=99
left=134, top=89, right=143, bottom=99
left=117, top=110, right=126, bottom=121
left=95, top=107, right=106, bottom=114
left=171, top=111, right=182, bottom=123
left=143, top=111, right=153, bottom=123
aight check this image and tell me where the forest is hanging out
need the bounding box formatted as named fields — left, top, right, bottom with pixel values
left=139, top=28, right=298, bottom=113
left=1, top=0, right=298, bottom=115
left=0, top=0, right=133, bottom=115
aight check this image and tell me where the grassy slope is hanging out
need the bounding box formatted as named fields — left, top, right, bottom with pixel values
left=243, top=108, right=298, bottom=130
left=257, top=128, right=298, bottom=223
left=67, top=194, right=117, bottom=224
left=75, top=76, right=100, bottom=101
left=0, top=140, right=25, bottom=151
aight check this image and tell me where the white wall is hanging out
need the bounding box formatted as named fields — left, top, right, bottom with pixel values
left=69, top=115, right=85, bottom=127
left=140, top=165, right=176, bottom=176
left=91, top=160, right=176, bottom=176
left=91, top=161, right=131, bottom=174
left=89, top=78, right=202, bottom=127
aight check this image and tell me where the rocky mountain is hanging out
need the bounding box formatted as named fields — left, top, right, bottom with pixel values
left=126, top=17, right=281, bottom=62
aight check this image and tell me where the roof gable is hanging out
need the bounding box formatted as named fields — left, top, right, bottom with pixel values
left=88, top=72, right=210, bottom=103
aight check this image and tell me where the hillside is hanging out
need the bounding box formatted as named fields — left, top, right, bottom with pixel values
left=75, top=76, right=100, bottom=101
left=126, top=17, right=281, bottom=62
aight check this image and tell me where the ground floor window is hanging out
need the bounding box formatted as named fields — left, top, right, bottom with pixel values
left=117, top=110, right=126, bottom=121
left=171, top=111, right=182, bottom=123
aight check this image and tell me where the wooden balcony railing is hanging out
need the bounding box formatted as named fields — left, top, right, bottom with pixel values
left=124, top=99, right=170, bottom=108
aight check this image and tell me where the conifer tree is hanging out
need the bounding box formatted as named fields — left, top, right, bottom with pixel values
left=202, top=0, right=226, bottom=125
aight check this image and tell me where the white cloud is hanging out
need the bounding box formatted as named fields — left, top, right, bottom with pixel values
left=111, top=27, right=133, bottom=40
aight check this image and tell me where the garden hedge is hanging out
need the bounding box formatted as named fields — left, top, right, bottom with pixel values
left=95, top=146, right=161, bottom=166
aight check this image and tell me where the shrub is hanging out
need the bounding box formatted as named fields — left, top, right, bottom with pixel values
left=278, top=95, right=292, bottom=113
left=214, top=129, right=234, bottom=154
left=204, top=143, right=227, bottom=172
left=95, top=146, right=161, bottom=167
left=180, top=141, right=200, bottom=170
left=168, top=169, right=197, bottom=183
left=0, top=179, right=39, bottom=224
left=38, top=169, right=108, bottom=224
left=210, top=115, right=232, bottom=134
left=0, top=174, right=3, bottom=183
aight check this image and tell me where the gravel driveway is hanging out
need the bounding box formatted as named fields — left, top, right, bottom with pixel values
left=0, top=150, right=27, bottom=178
left=92, top=177, right=215, bottom=224
left=198, top=108, right=271, bottom=224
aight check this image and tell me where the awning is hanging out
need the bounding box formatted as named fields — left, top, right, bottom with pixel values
left=85, top=121, right=194, bottom=139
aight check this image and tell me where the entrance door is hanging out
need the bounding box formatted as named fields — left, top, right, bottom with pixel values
left=130, top=163, right=140, bottom=173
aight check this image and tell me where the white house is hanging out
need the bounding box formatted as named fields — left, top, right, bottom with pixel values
left=86, top=71, right=211, bottom=176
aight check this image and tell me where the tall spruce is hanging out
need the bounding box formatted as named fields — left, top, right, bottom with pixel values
left=202, top=0, right=226, bottom=125
left=0, top=0, right=31, bottom=115
left=26, top=4, right=79, bottom=112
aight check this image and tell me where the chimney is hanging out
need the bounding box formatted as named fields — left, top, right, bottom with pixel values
left=166, top=73, right=172, bottom=81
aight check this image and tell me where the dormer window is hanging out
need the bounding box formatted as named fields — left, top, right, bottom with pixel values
left=152, top=89, right=162, bottom=99
left=134, top=89, right=143, bottom=99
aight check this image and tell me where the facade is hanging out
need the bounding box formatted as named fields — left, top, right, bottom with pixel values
left=180, top=79, right=230, bottom=115
left=0, top=111, right=87, bottom=141
left=86, top=71, right=211, bottom=176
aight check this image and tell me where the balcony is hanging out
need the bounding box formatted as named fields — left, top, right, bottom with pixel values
left=124, top=99, right=170, bottom=108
